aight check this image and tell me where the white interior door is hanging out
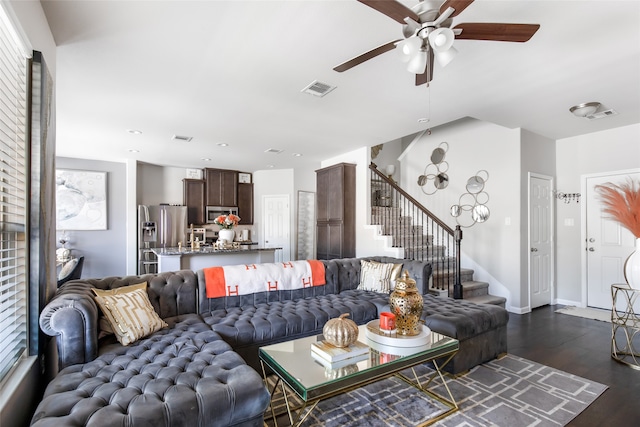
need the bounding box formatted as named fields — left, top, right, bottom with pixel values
left=263, top=195, right=290, bottom=262
left=586, top=170, right=640, bottom=309
left=529, top=174, right=553, bottom=308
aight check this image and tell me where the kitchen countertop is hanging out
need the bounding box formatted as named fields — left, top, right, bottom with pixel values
left=152, top=246, right=280, bottom=256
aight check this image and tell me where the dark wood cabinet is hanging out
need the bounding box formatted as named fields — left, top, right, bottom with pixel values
left=237, top=183, right=254, bottom=225
left=316, top=163, right=356, bottom=260
left=183, top=178, right=205, bottom=225
left=205, top=168, right=238, bottom=207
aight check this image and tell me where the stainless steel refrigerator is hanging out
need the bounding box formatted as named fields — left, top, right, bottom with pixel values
left=137, top=205, right=188, bottom=274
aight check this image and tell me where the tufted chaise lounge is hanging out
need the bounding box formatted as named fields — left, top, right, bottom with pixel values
left=32, top=256, right=508, bottom=426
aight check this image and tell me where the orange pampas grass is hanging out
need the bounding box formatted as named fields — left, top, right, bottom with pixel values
left=595, top=179, right=640, bottom=238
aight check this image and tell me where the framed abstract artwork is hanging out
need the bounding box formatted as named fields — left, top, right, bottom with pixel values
left=56, top=169, right=107, bottom=230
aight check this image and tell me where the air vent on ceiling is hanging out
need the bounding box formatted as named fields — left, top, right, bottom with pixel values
left=585, top=109, right=618, bottom=120
left=172, top=135, right=193, bottom=142
left=301, top=80, right=336, bottom=97
left=265, top=148, right=283, bottom=154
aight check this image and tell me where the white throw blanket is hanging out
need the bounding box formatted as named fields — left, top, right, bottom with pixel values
left=204, top=260, right=325, bottom=298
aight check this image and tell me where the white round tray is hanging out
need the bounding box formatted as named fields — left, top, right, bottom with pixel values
left=365, top=319, right=431, bottom=347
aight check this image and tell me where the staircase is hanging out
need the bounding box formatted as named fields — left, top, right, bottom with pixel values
left=369, top=164, right=505, bottom=308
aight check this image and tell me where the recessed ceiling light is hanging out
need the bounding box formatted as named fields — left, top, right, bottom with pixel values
left=128, top=149, right=139, bottom=153
left=266, top=164, right=274, bottom=168
left=265, top=148, right=283, bottom=154
left=201, top=158, right=211, bottom=161
left=127, top=129, right=142, bottom=135
left=292, top=153, right=302, bottom=157
left=217, top=143, right=228, bottom=147
left=417, top=118, right=430, bottom=123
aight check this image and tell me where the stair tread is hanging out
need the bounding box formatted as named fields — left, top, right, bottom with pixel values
left=465, top=294, right=506, bottom=306
left=461, top=280, right=489, bottom=289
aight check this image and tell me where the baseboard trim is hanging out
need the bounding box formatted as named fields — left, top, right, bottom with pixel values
left=507, top=305, right=531, bottom=314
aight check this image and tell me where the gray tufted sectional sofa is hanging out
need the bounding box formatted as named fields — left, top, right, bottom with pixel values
left=32, top=256, right=508, bottom=426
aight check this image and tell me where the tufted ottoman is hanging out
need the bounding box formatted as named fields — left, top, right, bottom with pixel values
left=31, top=314, right=270, bottom=427
left=421, top=295, right=509, bottom=374
left=201, top=290, right=387, bottom=370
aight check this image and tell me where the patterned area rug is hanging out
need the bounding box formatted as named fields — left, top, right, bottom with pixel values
left=265, top=354, right=607, bottom=427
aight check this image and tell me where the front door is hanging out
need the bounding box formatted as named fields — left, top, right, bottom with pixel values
left=585, top=170, right=640, bottom=309
left=529, top=174, right=553, bottom=308
left=263, top=194, right=291, bottom=262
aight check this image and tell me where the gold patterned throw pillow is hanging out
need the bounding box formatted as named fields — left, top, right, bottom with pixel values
left=92, top=282, right=168, bottom=346
left=357, top=260, right=403, bottom=293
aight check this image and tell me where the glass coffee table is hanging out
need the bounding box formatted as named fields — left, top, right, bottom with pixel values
left=259, top=324, right=459, bottom=426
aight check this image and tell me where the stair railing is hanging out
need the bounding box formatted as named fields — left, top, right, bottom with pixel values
left=370, top=163, right=463, bottom=298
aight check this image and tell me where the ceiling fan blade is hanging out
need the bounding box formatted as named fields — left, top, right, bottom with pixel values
left=415, top=49, right=435, bottom=86
left=439, top=0, right=475, bottom=18
left=334, top=40, right=402, bottom=72
left=357, top=0, right=420, bottom=24
left=453, top=23, right=540, bottom=42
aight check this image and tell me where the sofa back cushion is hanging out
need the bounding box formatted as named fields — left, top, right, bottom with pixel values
left=325, top=257, right=431, bottom=294
left=77, top=270, right=198, bottom=319
left=196, top=257, right=432, bottom=312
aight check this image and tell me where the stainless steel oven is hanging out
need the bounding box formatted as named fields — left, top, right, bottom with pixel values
left=205, top=206, right=239, bottom=224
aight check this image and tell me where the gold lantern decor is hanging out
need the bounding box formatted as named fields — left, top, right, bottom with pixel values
left=322, top=313, right=359, bottom=348
left=389, top=270, right=424, bottom=336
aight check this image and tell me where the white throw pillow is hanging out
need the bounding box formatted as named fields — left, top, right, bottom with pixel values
left=93, top=282, right=168, bottom=346
left=357, top=260, right=403, bottom=293
left=58, top=257, right=78, bottom=280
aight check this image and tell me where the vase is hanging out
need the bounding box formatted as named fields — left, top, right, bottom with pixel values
left=389, top=270, right=424, bottom=336
left=625, top=238, right=640, bottom=289
left=218, top=228, right=235, bottom=243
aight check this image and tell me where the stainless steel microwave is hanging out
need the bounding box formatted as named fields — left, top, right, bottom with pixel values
left=206, top=206, right=239, bottom=224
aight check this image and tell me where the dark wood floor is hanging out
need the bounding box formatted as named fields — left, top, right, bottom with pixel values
left=508, top=305, right=640, bottom=426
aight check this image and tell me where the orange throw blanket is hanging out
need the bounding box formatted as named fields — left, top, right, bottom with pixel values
left=204, top=260, right=326, bottom=298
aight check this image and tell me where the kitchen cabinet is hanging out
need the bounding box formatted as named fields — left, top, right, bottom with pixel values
left=205, top=168, right=238, bottom=207
left=183, top=179, right=205, bottom=225
left=237, top=183, right=254, bottom=225
left=316, top=163, right=355, bottom=260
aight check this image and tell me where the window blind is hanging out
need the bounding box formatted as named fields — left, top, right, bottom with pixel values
left=0, top=7, right=29, bottom=383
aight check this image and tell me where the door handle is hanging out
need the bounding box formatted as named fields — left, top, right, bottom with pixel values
left=589, top=238, right=595, bottom=243
left=530, top=248, right=538, bottom=252
left=588, top=247, right=595, bottom=252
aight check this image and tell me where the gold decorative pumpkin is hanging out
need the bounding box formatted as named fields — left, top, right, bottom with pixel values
left=323, top=313, right=359, bottom=348
left=389, top=270, right=424, bottom=336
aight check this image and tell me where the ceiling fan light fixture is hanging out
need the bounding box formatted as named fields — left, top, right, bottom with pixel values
left=396, top=37, right=422, bottom=63
left=435, top=45, right=458, bottom=67
left=428, top=28, right=455, bottom=52
left=407, top=49, right=427, bottom=74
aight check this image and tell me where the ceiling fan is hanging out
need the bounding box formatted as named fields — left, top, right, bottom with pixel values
left=334, top=0, right=540, bottom=85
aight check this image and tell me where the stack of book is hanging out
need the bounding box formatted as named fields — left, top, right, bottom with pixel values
left=310, top=340, right=369, bottom=369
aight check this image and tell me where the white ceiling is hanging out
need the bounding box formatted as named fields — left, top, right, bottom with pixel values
left=41, top=0, right=640, bottom=173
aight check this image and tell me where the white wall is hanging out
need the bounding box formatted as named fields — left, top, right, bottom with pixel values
left=400, top=118, right=524, bottom=310
left=137, top=162, right=185, bottom=205
left=556, top=123, right=640, bottom=304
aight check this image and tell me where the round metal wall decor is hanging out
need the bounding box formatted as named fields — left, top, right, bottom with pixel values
left=451, top=170, right=490, bottom=228
left=417, top=142, right=449, bottom=195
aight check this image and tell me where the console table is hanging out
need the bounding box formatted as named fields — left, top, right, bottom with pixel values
left=611, top=283, right=640, bottom=369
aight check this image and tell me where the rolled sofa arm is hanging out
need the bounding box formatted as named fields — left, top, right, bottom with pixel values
left=39, top=281, right=100, bottom=370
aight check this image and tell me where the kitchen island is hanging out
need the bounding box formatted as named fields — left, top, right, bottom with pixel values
left=152, top=246, right=281, bottom=273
